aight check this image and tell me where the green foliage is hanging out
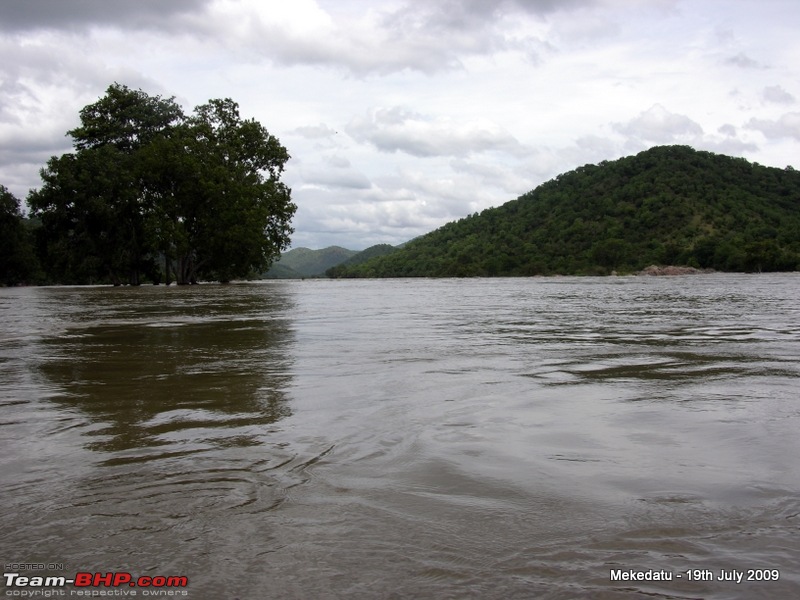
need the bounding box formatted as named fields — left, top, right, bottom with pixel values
left=0, top=185, right=40, bottom=285
left=331, top=146, right=800, bottom=277
left=29, top=83, right=295, bottom=285
left=69, top=84, right=184, bottom=153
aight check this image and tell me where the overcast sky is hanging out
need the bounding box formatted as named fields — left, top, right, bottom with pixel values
left=1, top=0, right=798, bottom=249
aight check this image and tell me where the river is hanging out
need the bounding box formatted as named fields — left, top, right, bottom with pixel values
left=1, top=275, right=798, bottom=599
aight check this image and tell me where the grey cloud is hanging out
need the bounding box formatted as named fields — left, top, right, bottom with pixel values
left=346, top=106, right=526, bottom=158
left=0, top=130, right=72, bottom=198
left=746, top=112, right=800, bottom=141
left=285, top=180, right=428, bottom=248
left=0, top=0, right=211, bottom=32
left=695, top=138, right=758, bottom=156
left=718, top=124, right=737, bottom=137
left=250, top=21, right=483, bottom=76
left=299, top=166, right=372, bottom=190
left=244, top=0, right=595, bottom=76
left=388, top=0, right=597, bottom=32
left=612, top=104, right=703, bottom=144
left=0, top=0, right=551, bottom=78
left=449, top=158, right=511, bottom=182
left=724, top=52, right=765, bottom=69
left=293, top=124, right=339, bottom=139
left=0, top=131, right=70, bottom=163
left=373, top=0, right=595, bottom=68
left=293, top=181, right=442, bottom=248
left=511, top=0, right=596, bottom=13
left=555, top=16, right=620, bottom=43
left=0, top=33, right=173, bottom=196
left=325, top=155, right=351, bottom=168
left=382, top=1, right=500, bottom=38
left=762, top=85, right=795, bottom=105
left=450, top=158, right=535, bottom=195
left=572, top=134, right=619, bottom=160
left=0, top=37, right=90, bottom=88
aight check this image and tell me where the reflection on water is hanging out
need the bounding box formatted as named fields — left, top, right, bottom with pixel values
left=41, top=315, right=293, bottom=454
left=1, top=275, right=799, bottom=599
left=0, top=284, right=304, bottom=584
left=28, top=286, right=294, bottom=453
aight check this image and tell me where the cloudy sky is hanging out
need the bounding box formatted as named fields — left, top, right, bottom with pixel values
left=1, top=0, right=798, bottom=249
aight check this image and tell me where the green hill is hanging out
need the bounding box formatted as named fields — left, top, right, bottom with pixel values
left=330, top=145, right=800, bottom=277
left=326, top=244, right=398, bottom=277
left=265, top=246, right=357, bottom=278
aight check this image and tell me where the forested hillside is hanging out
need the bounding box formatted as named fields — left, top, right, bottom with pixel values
left=331, top=146, right=800, bottom=277
left=266, top=246, right=357, bottom=278
left=325, top=244, right=398, bottom=277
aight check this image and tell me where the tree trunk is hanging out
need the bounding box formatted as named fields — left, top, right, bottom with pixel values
left=164, top=254, right=172, bottom=285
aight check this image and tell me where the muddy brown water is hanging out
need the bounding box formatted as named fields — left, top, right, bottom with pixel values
left=1, top=275, right=798, bottom=598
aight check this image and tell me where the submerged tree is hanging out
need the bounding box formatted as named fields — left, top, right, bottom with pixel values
left=143, top=98, right=293, bottom=284
left=1, top=185, right=39, bottom=285
left=29, top=83, right=295, bottom=284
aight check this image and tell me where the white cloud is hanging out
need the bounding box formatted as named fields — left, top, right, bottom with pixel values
left=612, top=104, right=703, bottom=144
left=746, top=112, right=800, bottom=141
left=346, top=106, right=527, bottom=158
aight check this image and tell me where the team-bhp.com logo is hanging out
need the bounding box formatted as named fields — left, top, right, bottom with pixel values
left=4, top=572, right=189, bottom=596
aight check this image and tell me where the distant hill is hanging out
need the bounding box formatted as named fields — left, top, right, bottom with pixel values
left=330, top=145, right=800, bottom=277
left=265, top=246, right=357, bottom=278
left=325, top=244, right=398, bottom=277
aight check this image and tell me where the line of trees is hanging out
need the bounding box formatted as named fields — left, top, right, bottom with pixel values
left=2, top=83, right=295, bottom=285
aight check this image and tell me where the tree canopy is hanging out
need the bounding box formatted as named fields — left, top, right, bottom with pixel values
left=28, top=83, right=295, bottom=285
left=331, top=145, right=800, bottom=277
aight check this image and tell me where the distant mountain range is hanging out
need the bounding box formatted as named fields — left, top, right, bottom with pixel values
left=264, top=244, right=398, bottom=278
left=264, top=246, right=354, bottom=278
